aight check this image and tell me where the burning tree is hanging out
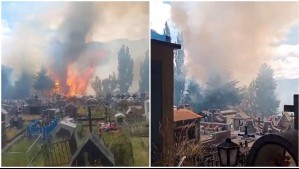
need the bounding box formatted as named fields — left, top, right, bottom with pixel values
left=33, top=67, right=55, bottom=97
left=118, top=45, right=134, bottom=93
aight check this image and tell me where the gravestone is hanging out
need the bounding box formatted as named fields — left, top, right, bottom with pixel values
left=246, top=130, right=298, bottom=166
left=240, top=120, right=257, bottom=134
left=64, top=103, right=78, bottom=121
left=69, top=134, right=115, bottom=166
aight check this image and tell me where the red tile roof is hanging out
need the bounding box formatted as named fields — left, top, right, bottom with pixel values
left=174, top=108, right=202, bottom=122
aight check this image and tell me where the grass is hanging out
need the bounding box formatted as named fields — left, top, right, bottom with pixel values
left=2, top=137, right=36, bottom=166
left=131, top=137, right=149, bottom=166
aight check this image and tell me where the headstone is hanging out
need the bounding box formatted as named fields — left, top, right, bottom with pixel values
left=64, top=103, right=78, bottom=121
left=70, top=134, right=115, bottom=166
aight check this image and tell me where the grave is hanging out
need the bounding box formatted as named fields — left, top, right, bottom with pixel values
left=64, top=103, right=78, bottom=121
left=69, top=134, right=115, bottom=166
left=246, top=131, right=298, bottom=166
left=261, top=121, right=281, bottom=134
left=239, top=119, right=258, bottom=134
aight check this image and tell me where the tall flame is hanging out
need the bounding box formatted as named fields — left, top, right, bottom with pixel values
left=66, top=66, right=95, bottom=96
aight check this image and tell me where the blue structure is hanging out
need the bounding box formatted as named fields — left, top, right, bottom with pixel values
left=27, top=119, right=58, bottom=139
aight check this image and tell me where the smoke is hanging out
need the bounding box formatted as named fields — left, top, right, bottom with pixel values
left=171, top=2, right=298, bottom=85
left=2, top=1, right=149, bottom=95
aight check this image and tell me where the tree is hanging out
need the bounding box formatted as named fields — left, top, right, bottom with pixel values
left=14, top=72, right=32, bottom=99
left=33, top=67, right=55, bottom=97
left=163, top=21, right=170, bottom=37
left=98, top=72, right=119, bottom=96
left=118, top=45, right=134, bottom=93
left=239, top=81, right=258, bottom=117
left=255, top=64, right=280, bottom=118
left=91, top=76, right=102, bottom=97
left=188, top=79, right=203, bottom=112
left=174, top=32, right=186, bottom=105
left=139, top=50, right=149, bottom=93
left=204, top=72, right=241, bottom=110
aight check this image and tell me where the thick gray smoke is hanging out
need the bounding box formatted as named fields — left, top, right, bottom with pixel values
left=48, top=2, right=98, bottom=93
left=171, top=2, right=298, bottom=85
left=2, top=1, right=149, bottom=95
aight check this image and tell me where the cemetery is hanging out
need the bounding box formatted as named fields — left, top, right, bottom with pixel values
left=2, top=93, right=149, bottom=166
left=151, top=30, right=298, bottom=167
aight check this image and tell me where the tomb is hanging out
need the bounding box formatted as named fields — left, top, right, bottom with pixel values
left=232, top=112, right=250, bottom=130
left=64, top=103, right=78, bottom=121
left=69, top=134, right=115, bottom=166
left=239, top=119, right=258, bottom=134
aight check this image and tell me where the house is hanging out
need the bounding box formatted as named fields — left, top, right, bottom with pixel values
left=174, top=108, right=202, bottom=143
left=70, top=134, right=115, bottom=166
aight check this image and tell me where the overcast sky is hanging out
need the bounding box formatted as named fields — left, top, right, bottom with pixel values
left=151, top=1, right=299, bottom=85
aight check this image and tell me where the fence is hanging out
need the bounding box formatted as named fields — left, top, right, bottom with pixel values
left=175, top=145, right=249, bottom=167
left=41, top=140, right=72, bottom=166
left=2, top=134, right=44, bottom=166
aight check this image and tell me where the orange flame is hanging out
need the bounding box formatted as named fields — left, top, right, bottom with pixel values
left=66, top=66, right=95, bottom=96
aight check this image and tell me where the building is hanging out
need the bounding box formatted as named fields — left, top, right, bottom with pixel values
left=174, top=108, right=202, bottom=143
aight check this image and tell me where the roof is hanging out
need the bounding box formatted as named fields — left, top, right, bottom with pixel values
left=70, top=134, right=115, bottom=166
left=232, top=112, right=250, bottom=119
left=151, top=30, right=181, bottom=49
left=64, top=103, right=78, bottom=109
left=221, top=110, right=237, bottom=116
left=174, top=108, right=202, bottom=122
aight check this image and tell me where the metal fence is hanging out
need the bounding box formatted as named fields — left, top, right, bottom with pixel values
left=176, top=145, right=249, bottom=167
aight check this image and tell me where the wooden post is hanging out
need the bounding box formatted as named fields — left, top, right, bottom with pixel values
left=88, top=106, right=92, bottom=133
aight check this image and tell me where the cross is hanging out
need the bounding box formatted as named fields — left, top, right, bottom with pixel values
left=284, top=94, right=298, bottom=130
left=77, top=107, right=105, bottom=133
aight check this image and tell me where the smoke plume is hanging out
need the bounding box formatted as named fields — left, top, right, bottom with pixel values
left=171, top=2, right=298, bottom=85
left=2, top=1, right=149, bottom=95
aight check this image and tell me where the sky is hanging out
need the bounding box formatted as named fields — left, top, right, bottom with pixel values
left=150, top=1, right=299, bottom=85
left=1, top=1, right=149, bottom=94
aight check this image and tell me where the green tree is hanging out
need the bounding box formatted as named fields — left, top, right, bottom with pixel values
left=204, top=72, right=241, bottom=109
left=240, top=81, right=258, bottom=117
left=139, top=50, right=149, bottom=93
left=174, top=32, right=186, bottom=105
left=91, top=76, right=103, bottom=97
left=255, top=64, right=280, bottom=118
left=118, top=45, right=134, bottom=93
left=14, top=72, right=32, bottom=99
left=163, top=21, right=170, bottom=37
left=33, top=67, right=55, bottom=97
left=187, top=79, right=203, bottom=112
left=100, top=72, right=118, bottom=96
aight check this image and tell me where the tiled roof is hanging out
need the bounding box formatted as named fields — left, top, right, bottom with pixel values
left=174, top=108, right=202, bottom=122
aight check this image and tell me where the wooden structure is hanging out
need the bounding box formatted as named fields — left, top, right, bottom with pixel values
left=64, top=103, right=78, bottom=120
left=284, top=94, right=298, bottom=130
left=151, top=30, right=181, bottom=166
left=174, top=108, right=202, bottom=143
left=69, top=134, right=115, bottom=166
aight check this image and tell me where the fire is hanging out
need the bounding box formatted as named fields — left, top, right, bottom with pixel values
left=66, top=66, right=95, bottom=96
